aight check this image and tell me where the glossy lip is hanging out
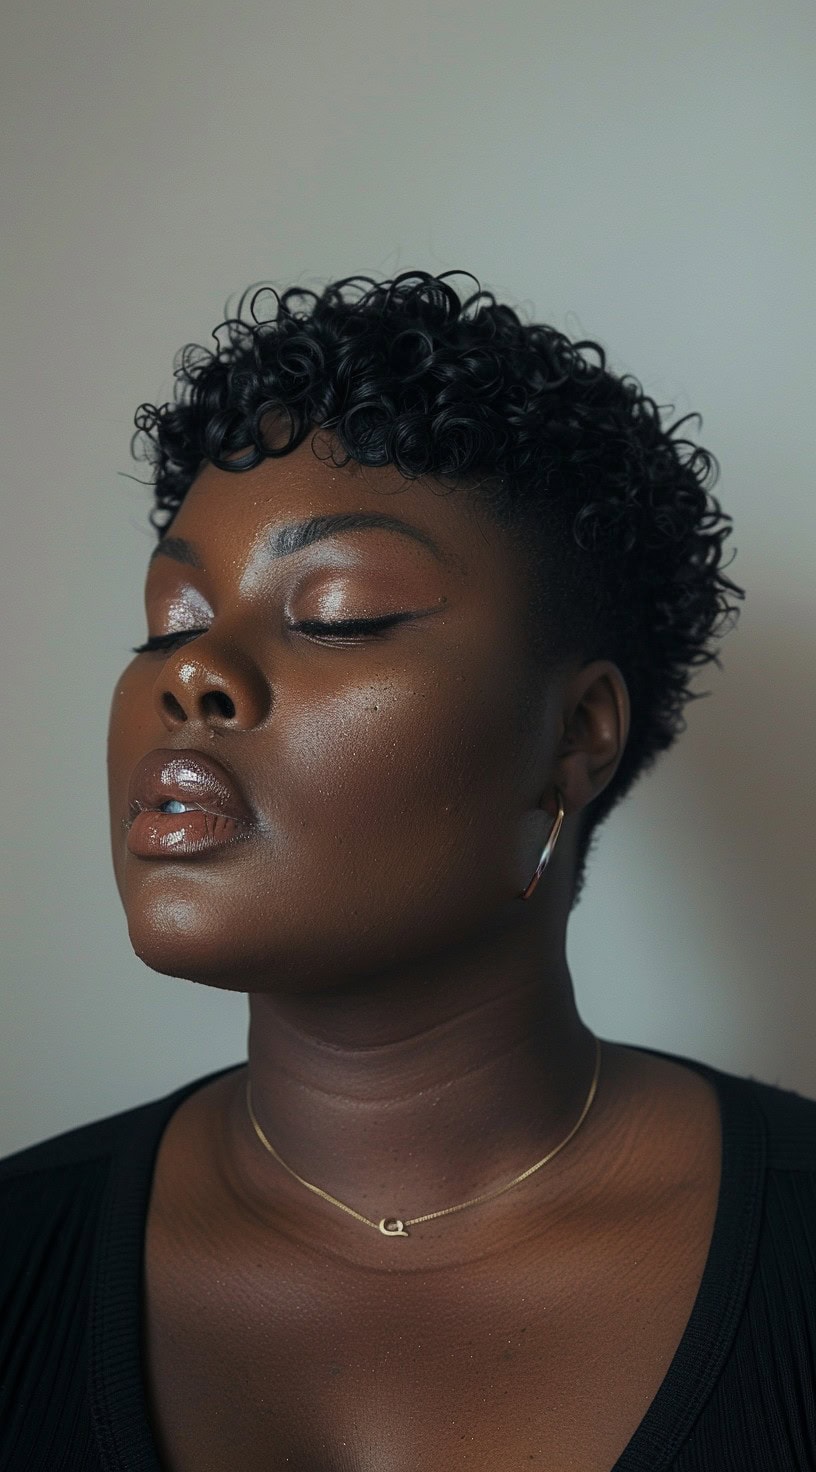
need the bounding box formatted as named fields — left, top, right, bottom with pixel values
left=125, top=748, right=256, bottom=859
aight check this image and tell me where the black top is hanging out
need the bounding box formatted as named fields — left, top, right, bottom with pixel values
left=1, top=1043, right=815, bottom=1471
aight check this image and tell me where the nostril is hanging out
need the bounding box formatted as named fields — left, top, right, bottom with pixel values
left=203, top=690, right=236, bottom=720
left=161, top=692, right=187, bottom=721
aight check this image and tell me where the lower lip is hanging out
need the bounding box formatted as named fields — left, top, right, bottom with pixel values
left=126, top=808, right=253, bottom=859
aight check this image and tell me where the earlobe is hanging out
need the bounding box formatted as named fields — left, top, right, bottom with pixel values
left=518, top=788, right=565, bottom=900
left=514, top=664, right=626, bottom=902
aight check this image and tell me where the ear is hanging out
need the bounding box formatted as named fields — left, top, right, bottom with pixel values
left=550, top=660, right=630, bottom=818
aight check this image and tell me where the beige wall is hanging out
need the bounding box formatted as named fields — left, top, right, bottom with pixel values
left=2, top=0, right=814, bottom=1153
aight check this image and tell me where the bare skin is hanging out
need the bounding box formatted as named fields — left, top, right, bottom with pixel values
left=107, top=435, right=722, bottom=1470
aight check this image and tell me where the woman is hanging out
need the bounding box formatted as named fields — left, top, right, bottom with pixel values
left=1, top=270, right=814, bottom=1471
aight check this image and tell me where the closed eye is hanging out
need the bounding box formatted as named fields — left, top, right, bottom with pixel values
left=131, top=629, right=208, bottom=655
left=294, top=614, right=412, bottom=641
left=130, top=614, right=412, bottom=655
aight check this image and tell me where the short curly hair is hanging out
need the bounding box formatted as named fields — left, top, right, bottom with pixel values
left=132, top=269, right=744, bottom=907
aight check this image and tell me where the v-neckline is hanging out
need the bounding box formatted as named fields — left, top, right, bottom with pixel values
left=88, top=1043, right=767, bottom=1472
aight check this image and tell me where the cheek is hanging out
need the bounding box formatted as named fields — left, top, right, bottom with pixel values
left=275, top=658, right=526, bottom=860
left=106, top=666, right=155, bottom=873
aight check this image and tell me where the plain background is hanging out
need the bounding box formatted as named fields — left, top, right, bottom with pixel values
left=1, top=0, right=813, bottom=1156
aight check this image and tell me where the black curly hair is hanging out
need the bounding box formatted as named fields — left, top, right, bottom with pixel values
left=132, top=269, right=745, bottom=908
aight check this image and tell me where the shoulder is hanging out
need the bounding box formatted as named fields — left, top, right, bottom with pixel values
left=0, top=1061, right=243, bottom=1191
left=738, top=1069, right=816, bottom=1171
left=632, top=1043, right=816, bottom=1172
left=0, top=1102, right=148, bottom=1188
left=0, top=1062, right=243, bottom=1343
left=695, top=1054, right=816, bottom=1171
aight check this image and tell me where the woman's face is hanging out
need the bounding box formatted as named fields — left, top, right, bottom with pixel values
left=107, top=439, right=566, bottom=992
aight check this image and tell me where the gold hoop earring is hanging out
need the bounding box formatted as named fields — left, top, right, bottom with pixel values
left=518, top=790, right=565, bottom=900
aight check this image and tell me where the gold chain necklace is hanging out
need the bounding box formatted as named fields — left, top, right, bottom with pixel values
left=245, top=1034, right=602, bottom=1238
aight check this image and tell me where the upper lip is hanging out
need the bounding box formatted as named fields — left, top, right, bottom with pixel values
left=127, top=748, right=256, bottom=824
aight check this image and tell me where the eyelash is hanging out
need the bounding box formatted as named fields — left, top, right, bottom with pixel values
left=130, top=615, right=408, bottom=655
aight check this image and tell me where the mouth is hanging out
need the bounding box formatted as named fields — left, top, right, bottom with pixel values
left=125, top=748, right=256, bottom=860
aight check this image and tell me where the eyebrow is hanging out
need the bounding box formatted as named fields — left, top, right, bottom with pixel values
left=148, top=511, right=458, bottom=572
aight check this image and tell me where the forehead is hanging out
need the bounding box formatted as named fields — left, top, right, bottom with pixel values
left=163, top=436, right=519, bottom=587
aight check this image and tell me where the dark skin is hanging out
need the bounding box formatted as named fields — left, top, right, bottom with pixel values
left=107, top=436, right=723, bottom=1471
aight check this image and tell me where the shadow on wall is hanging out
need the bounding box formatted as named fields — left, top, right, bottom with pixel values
left=677, top=593, right=815, bottom=1094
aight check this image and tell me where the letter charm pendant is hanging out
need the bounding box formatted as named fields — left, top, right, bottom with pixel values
left=378, top=1217, right=409, bottom=1237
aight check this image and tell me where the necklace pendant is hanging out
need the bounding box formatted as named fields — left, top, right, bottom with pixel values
left=378, top=1216, right=409, bottom=1237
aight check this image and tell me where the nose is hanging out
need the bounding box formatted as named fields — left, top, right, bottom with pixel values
left=152, top=635, right=272, bottom=732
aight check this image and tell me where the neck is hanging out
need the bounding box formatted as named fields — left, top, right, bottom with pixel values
left=219, top=928, right=602, bottom=1250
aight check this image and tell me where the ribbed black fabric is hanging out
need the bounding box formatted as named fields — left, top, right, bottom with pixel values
left=1, top=1043, right=815, bottom=1471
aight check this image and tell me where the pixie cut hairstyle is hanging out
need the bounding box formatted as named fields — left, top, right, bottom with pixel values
left=132, top=269, right=744, bottom=906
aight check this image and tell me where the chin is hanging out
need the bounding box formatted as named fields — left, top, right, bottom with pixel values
left=128, top=945, right=253, bottom=994
left=122, top=896, right=344, bottom=996
left=123, top=894, right=252, bottom=992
